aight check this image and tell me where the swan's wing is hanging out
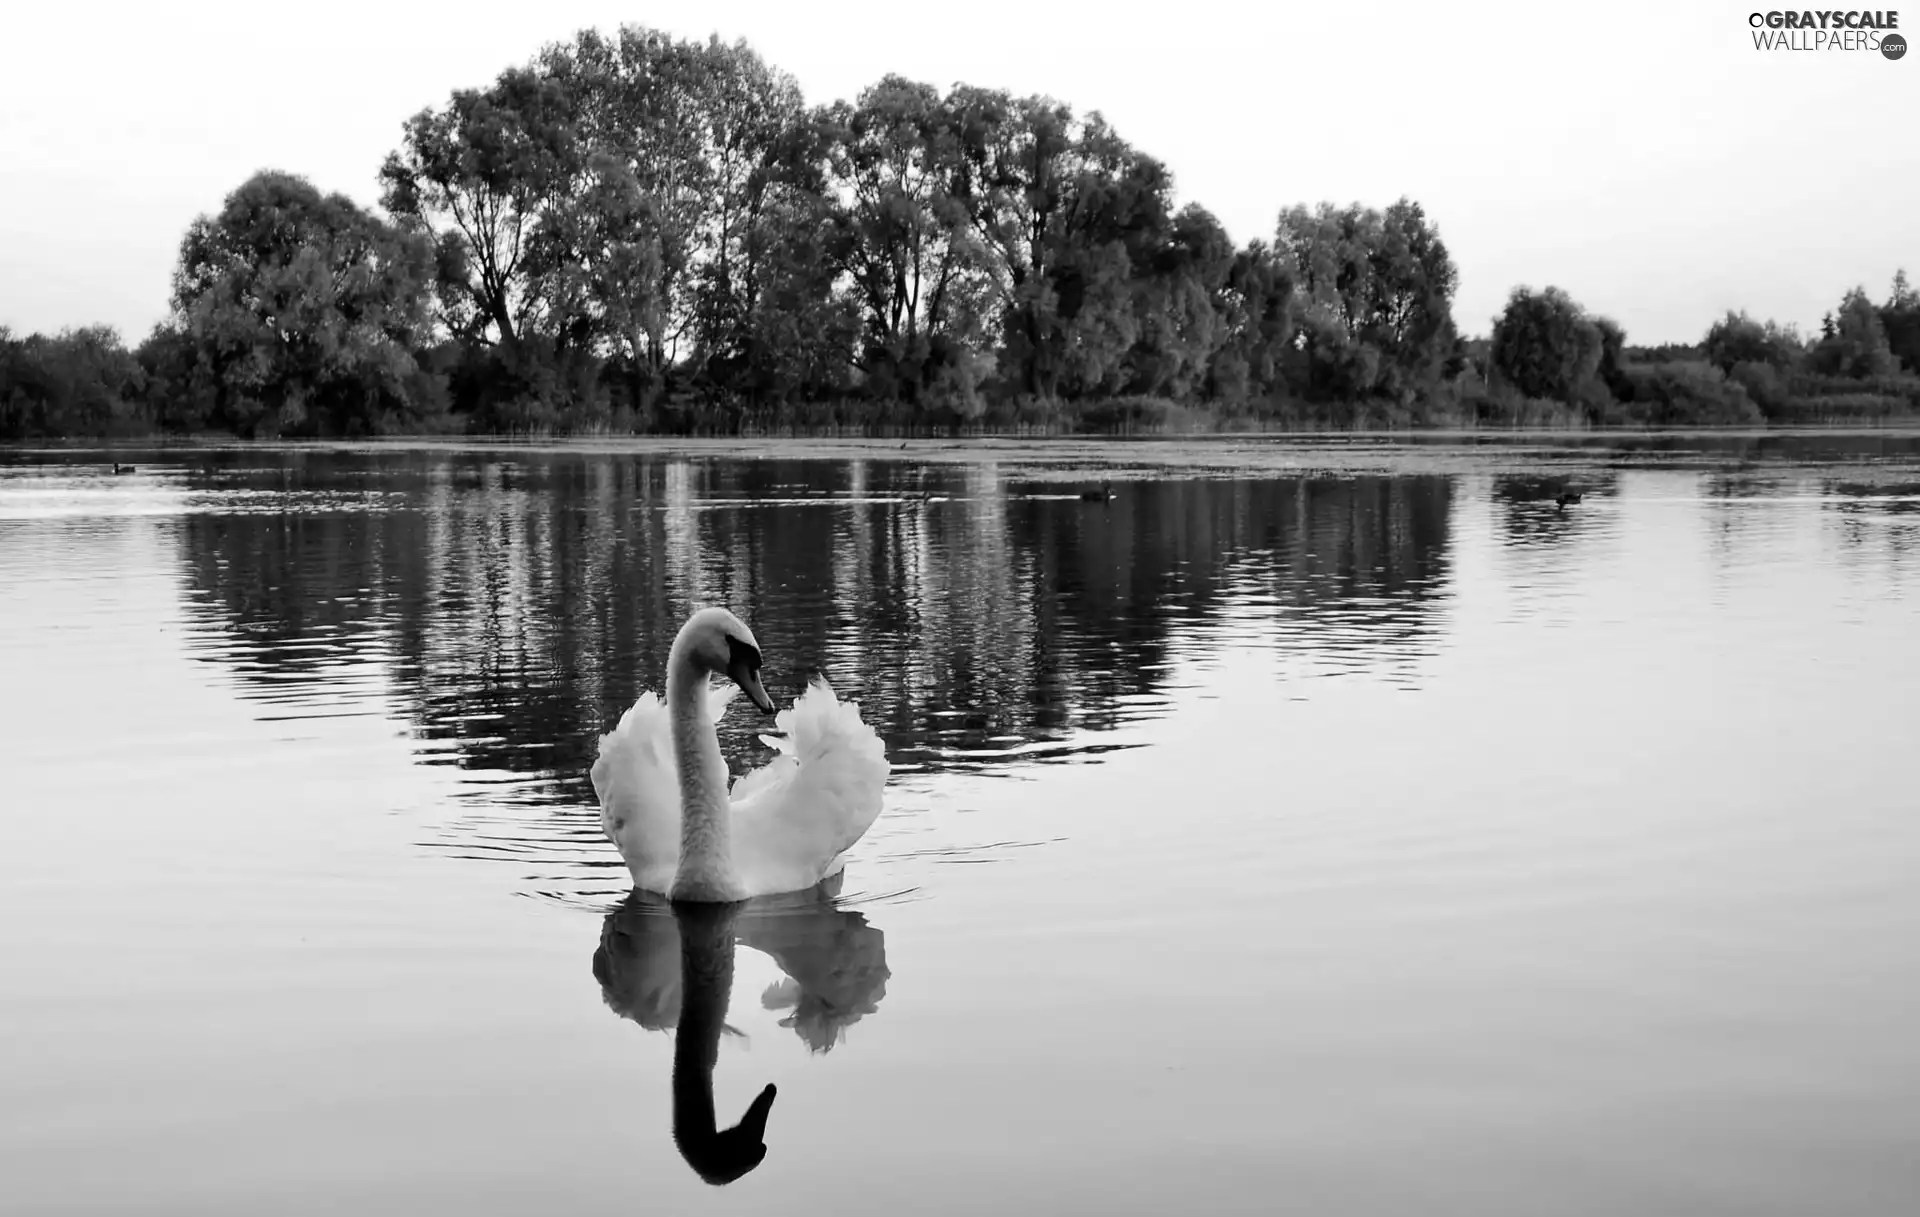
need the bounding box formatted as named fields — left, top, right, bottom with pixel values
left=727, top=733, right=796, bottom=807
left=729, top=677, right=890, bottom=895
left=590, top=691, right=683, bottom=892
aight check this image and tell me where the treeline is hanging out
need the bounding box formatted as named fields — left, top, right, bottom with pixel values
left=3, top=24, right=1918, bottom=440
left=1476, top=273, right=1920, bottom=427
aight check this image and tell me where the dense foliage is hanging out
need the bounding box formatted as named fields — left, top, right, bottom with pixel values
left=5, top=24, right=1918, bottom=439
left=1474, top=274, right=1920, bottom=429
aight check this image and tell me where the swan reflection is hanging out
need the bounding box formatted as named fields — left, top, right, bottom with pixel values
left=591, top=875, right=891, bottom=1185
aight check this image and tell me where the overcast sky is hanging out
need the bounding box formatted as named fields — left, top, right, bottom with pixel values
left=2, top=0, right=1914, bottom=346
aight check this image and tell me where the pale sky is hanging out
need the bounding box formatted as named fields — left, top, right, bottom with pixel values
left=1, top=0, right=1914, bottom=347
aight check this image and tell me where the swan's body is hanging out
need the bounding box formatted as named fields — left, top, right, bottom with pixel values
left=591, top=608, right=889, bottom=902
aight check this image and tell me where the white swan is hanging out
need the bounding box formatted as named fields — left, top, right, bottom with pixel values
left=590, top=607, right=890, bottom=902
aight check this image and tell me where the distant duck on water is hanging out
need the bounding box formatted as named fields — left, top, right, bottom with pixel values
left=113, top=462, right=135, bottom=474
left=1080, top=480, right=1114, bottom=503
left=1555, top=491, right=1582, bottom=511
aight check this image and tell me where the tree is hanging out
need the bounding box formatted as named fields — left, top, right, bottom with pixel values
left=945, top=87, right=1076, bottom=397
left=1135, top=204, right=1236, bottom=395
left=537, top=28, right=734, bottom=380
left=1489, top=286, right=1603, bottom=400
left=1274, top=198, right=1458, bottom=404
left=1204, top=240, right=1296, bottom=405
left=941, top=93, right=1197, bottom=403
left=1880, top=269, right=1920, bottom=375
left=1368, top=198, right=1460, bottom=397
left=722, top=186, right=862, bottom=406
left=172, top=170, right=440, bottom=436
left=680, top=50, right=851, bottom=406
left=823, top=77, right=994, bottom=409
left=133, top=322, right=214, bottom=431
left=0, top=325, right=147, bottom=439
left=1592, top=315, right=1631, bottom=399
left=1702, top=309, right=1802, bottom=372
left=380, top=67, right=580, bottom=346
left=1809, top=286, right=1898, bottom=378
left=1033, top=115, right=1183, bottom=399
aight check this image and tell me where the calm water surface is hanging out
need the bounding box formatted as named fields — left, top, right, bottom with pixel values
left=3, top=435, right=1918, bottom=1215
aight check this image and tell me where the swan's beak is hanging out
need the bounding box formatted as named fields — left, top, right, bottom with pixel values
left=687, top=1083, right=777, bottom=1185
left=730, top=660, right=777, bottom=716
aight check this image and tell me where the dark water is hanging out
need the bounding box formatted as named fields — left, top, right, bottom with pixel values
left=3, top=435, right=1918, bottom=1215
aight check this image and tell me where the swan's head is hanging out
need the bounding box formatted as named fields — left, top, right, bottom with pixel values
left=674, top=607, right=776, bottom=715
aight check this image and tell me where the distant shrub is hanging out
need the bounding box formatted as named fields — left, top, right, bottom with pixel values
left=1484, top=395, right=1590, bottom=428
left=0, top=326, right=151, bottom=439
left=1617, top=361, right=1764, bottom=425
left=1785, top=371, right=1920, bottom=408
left=1489, top=286, right=1603, bottom=401
left=1768, top=394, right=1910, bottom=424
left=1703, top=311, right=1805, bottom=373
left=445, top=337, right=610, bottom=435
left=1455, top=383, right=1589, bottom=428
left=1729, top=360, right=1792, bottom=416
left=1072, top=395, right=1217, bottom=434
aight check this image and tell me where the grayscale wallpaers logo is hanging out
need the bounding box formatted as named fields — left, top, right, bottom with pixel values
left=1747, top=9, right=1905, bottom=55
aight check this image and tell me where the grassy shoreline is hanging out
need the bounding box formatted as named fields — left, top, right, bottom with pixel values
left=10, top=420, right=1920, bottom=448
left=10, top=423, right=1920, bottom=479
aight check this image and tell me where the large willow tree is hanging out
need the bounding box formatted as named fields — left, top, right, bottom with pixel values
left=1275, top=198, right=1459, bottom=404
left=169, top=170, right=439, bottom=437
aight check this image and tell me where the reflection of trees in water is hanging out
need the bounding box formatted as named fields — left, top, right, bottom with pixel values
left=1500, top=432, right=1920, bottom=470
left=1825, top=479, right=1920, bottom=517
left=1695, top=471, right=1809, bottom=580
left=1669, top=470, right=1920, bottom=585
left=172, top=452, right=1458, bottom=855
left=1820, top=478, right=1920, bottom=580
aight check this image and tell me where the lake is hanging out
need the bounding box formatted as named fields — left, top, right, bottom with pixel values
left=3, top=433, right=1917, bottom=1215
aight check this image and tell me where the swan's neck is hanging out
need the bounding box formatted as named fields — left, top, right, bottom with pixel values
left=667, top=651, right=742, bottom=901
left=674, top=904, right=737, bottom=1092
left=672, top=904, right=776, bottom=1184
